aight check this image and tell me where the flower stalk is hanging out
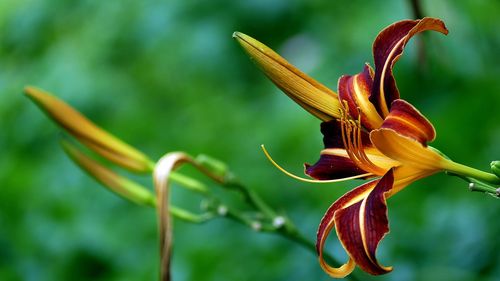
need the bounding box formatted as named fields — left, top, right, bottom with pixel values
left=26, top=88, right=363, bottom=280
left=443, top=161, right=500, bottom=185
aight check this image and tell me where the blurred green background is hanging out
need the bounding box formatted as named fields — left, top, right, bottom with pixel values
left=1, top=0, right=500, bottom=280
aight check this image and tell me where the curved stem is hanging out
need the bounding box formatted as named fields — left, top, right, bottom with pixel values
left=223, top=176, right=277, bottom=218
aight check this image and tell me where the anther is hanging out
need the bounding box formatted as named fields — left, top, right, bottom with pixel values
left=261, top=144, right=372, bottom=183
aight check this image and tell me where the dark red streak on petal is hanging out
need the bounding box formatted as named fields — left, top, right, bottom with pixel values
left=306, top=120, right=371, bottom=180
left=305, top=154, right=367, bottom=180
left=316, top=179, right=376, bottom=254
left=338, top=64, right=379, bottom=130
left=335, top=169, right=394, bottom=275
left=370, top=18, right=448, bottom=116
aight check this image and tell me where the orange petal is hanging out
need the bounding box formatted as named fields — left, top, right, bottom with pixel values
left=389, top=165, right=436, bottom=196
left=233, top=32, right=341, bottom=121
left=370, top=18, right=448, bottom=117
left=25, top=86, right=154, bottom=173
left=370, top=128, right=447, bottom=171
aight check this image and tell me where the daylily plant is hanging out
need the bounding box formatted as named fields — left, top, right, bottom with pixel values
left=234, top=17, right=500, bottom=278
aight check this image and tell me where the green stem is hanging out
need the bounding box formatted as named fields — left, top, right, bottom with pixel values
left=218, top=206, right=361, bottom=281
left=169, top=171, right=209, bottom=194
left=211, top=176, right=363, bottom=280
left=446, top=172, right=500, bottom=198
left=169, top=206, right=215, bottom=223
left=445, top=161, right=500, bottom=185
left=223, top=175, right=277, bottom=218
left=469, top=182, right=499, bottom=196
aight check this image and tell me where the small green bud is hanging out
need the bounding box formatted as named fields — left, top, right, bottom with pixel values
left=195, top=154, right=228, bottom=178
left=490, top=161, right=500, bottom=178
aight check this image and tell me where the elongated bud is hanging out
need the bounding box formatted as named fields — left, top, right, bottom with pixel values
left=61, top=140, right=156, bottom=206
left=25, top=86, right=154, bottom=173
left=490, top=161, right=500, bottom=178
left=233, top=32, right=341, bottom=121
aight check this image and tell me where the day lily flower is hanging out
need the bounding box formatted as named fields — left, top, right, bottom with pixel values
left=235, top=17, right=500, bottom=278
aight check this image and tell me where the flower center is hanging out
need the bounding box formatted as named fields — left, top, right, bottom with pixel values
left=339, top=105, right=387, bottom=176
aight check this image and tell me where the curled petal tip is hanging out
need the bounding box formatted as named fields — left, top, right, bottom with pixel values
left=316, top=172, right=395, bottom=278
left=371, top=17, right=450, bottom=116
left=421, top=17, right=449, bottom=35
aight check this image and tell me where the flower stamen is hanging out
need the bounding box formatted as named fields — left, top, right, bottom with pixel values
left=339, top=105, right=386, bottom=176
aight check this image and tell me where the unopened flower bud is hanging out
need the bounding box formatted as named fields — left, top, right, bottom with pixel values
left=491, top=161, right=500, bottom=178
left=25, top=86, right=154, bottom=173
left=196, top=154, right=228, bottom=179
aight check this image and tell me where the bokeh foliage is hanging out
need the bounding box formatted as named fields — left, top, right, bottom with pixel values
left=1, top=0, right=500, bottom=280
